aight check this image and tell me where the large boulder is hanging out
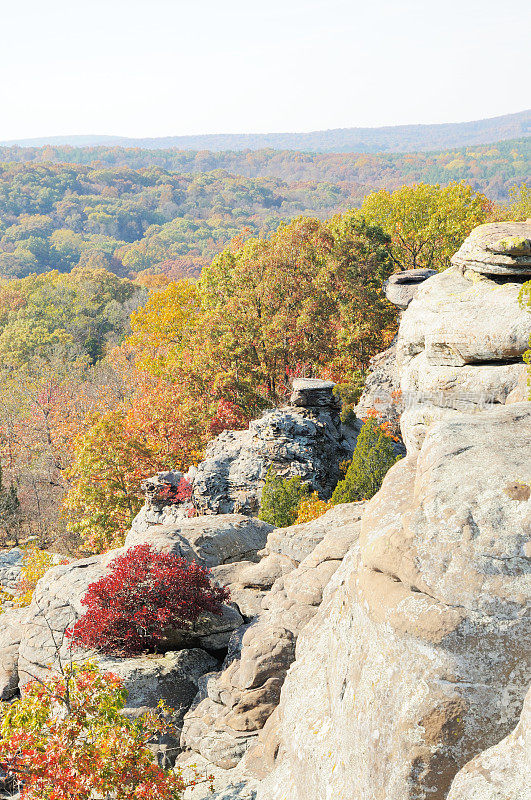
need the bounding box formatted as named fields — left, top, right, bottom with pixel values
left=126, top=514, right=273, bottom=568
left=191, top=383, right=358, bottom=516
left=450, top=221, right=531, bottom=276
left=257, top=402, right=531, bottom=800
left=446, top=684, right=530, bottom=800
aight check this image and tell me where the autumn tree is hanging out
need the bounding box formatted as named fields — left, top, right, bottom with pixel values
left=360, top=182, right=492, bottom=272
left=0, top=662, right=188, bottom=800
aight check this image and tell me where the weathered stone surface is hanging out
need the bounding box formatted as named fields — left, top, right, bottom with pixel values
left=0, top=607, right=28, bottom=699
left=355, top=339, right=405, bottom=439
left=446, top=684, right=530, bottom=800
left=397, top=267, right=530, bottom=369
left=0, top=548, right=23, bottom=591
left=451, top=221, right=531, bottom=275
left=395, top=256, right=531, bottom=452
left=191, top=403, right=358, bottom=516
left=126, top=514, right=273, bottom=568
left=258, top=402, right=531, bottom=800
left=13, top=517, right=253, bottom=692
left=179, top=752, right=258, bottom=800
left=181, top=504, right=363, bottom=767
left=263, top=501, right=365, bottom=564
left=289, top=378, right=339, bottom=409
left=95, top=649, right=217, bottom=766
left=383, top=268, right=437, bottom=309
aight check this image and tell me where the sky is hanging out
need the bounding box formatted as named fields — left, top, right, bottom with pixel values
left=0, top=0, right=529, bottom=140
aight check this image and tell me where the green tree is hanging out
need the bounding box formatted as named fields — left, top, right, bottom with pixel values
left=360, top=182, right=492, bottom=272
left=331, top=417, right=400, bottom=504
left=259, top=469, right=311, bottom=528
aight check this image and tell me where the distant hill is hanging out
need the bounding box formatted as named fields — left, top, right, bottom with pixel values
left=1, top=137, right=528, bottom=203
left=2, top=110, right=529, bottom=153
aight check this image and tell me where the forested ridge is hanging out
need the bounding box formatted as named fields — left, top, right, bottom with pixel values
left=3, top=108, right=528, bottom=152
left=0, top=137, right=528, bottom=281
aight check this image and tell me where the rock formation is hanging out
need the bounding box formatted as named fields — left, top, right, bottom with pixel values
left=191, top=379, right=359, bottom=515
left=383, top=267, right=437, bottom=309
left=446, top=685, right=530, bottom=800
left=244, top=221, right=530, bottom=800
left=1, top=222, right=529, bottom=800
left=179, top=503, right=365, bottom=772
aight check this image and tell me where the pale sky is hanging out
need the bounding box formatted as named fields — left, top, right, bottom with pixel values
left=0, top=0, right=529, bottom=140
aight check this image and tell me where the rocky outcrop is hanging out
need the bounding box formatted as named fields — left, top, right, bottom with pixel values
left=179, top=503, right=364, bottom=772
left=446, top=684, right=530, bottom=800
left=191, top=380, right=358, bottom=516
left=450, top=222, right=531, bottom=276
left=98, top=649, right=217, bottom=767
left=126, top=514, right=272, bottom=568
left=0, top=515, right=272, bottom=710
left=355, top=339, right=403, bottom=435
left=0, top=548, right=23, bottom=592
left=383, top=268, right=437, bottom=309
left=250, top=222, right=531, bottom=800
left=258, top=403, right=530, bottom=800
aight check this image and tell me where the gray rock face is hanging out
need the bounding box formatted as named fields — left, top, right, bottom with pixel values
left=451, top=221, right=531, bottom=275
left=395, top=251, right=530, bottom=451
left=191, top=395, right=357, bottom=516
left=384, top=268, right=437, bottom=309
left=289, top=378, right=339, bottom=408
left=259, top=403, right=531, bottom=800
left=1, top=515, right=265, bottom=696
left=446, top=684, right=530, bottom=800
left=247, top=224, right=531, bottom=800
left=0, top=607, right=28, bottom=700
left=98, top=649, right=217, bottom=767
left=180, top=504, right=364, bottom=770
left=0, top=548, right=23, bottom=592
left=126, top=514, right=272, bottom=568
left=355, top=340, right=403, bottom=438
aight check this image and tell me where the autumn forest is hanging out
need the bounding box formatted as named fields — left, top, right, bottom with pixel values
left=0, top=136, right=529, bottom=559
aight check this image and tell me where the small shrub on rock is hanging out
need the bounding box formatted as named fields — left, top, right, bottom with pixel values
left=331, top=415, right=401, bottom=504
left=295, top=492, right=333, bottom=524
left=69, top=543, right=229, bottom=655
left=0, top=662, right=188, bottom=800
left=259, top=470, right=311, bottom=528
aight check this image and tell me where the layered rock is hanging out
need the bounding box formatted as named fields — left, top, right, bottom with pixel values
left=179, top=503, right=364, bottom=772
left=251, top=223, right=531, bottom=800
left=450, top=222, right=531, bottom=276
left=0, top=514, right=272, bottom=729
left=192, top=380, right=358, bottom=516
left=258, top=404, right=530, bottom=800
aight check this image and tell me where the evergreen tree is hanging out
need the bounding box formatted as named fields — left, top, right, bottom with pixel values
left=259, top=470, right=311, bottom=528
left=331, top=418, right=400, bottom=504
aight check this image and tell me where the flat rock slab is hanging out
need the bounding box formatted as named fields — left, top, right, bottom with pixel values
left=451, top=221, right=531, bottom=275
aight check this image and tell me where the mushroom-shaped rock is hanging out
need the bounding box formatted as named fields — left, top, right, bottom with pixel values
left=289, top=378, right=339, bottom=409
left=383, top=268, right=437, bottom=309
left=451, top=221, right=531, bottom=276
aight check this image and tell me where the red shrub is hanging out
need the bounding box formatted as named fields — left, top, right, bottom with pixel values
left=157, top=476, right=193, bottom=505
left=69, top=544, right=229, bottom=655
